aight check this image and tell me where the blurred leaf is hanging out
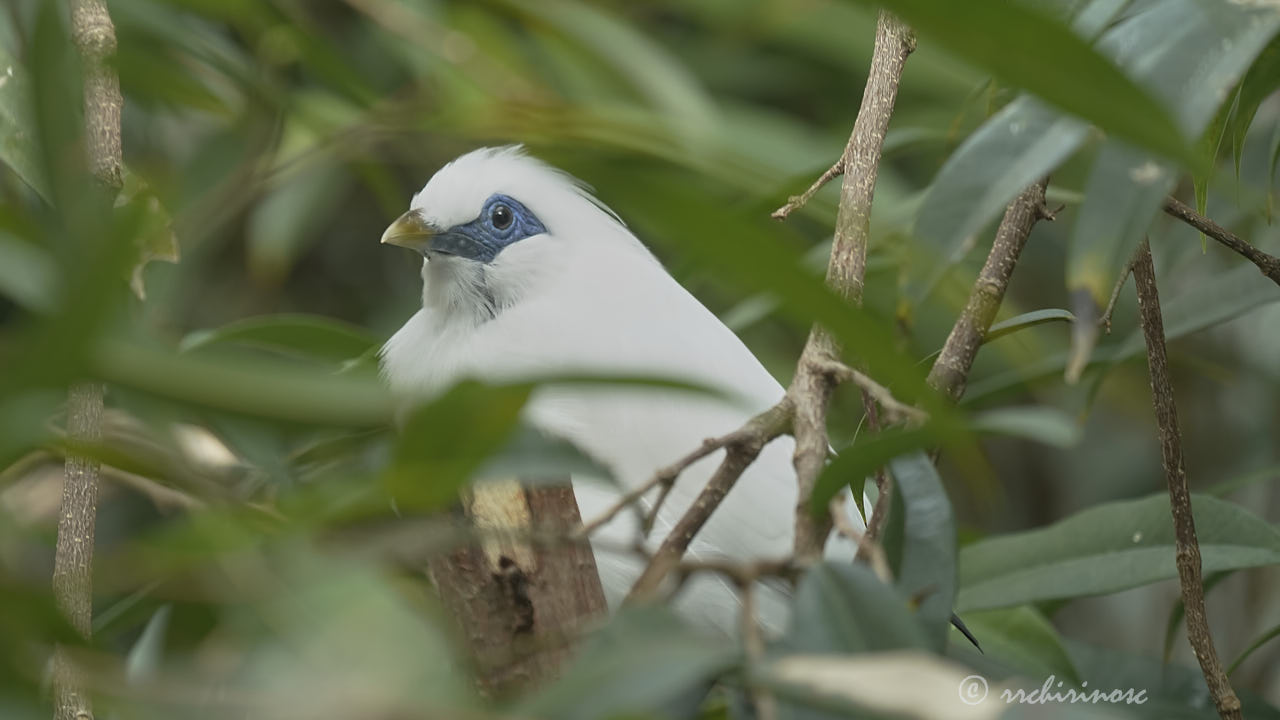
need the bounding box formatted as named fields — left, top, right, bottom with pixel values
left=755, top=651, right=1002, bottom=720
left=1205, top=463, right=1280, bottom=498
left=966, top=261, right=1280, bottom=401
left=503, top=0, right=716, bottom=140
left=970, top=406, right=1082, bottom=448
left=958, top=494, right=1280, bottom=611
left=985, top=308, right=1076, bottom=343
left=0, top=43, right=49, bottom=200
left=1066, top=640, right=1280, bottom=719
left=124, top=604, right=171, bottom=683
left=247, top=159, right=351, bottom=284
left=237, top=555, right=477, bottom=718
left=1066, top=141, right=1174, bottom=306
left=93, top=339, right=393, bottom=426
left=383, top=381, right=529, bottom=511
left=883, top=452, right=956, bottom=650
left=517, top=606, right=737, bottom=720
left=619, top=168, right=951, bottom=420
left=476, top=424, right=613, bottom=484
left=0, top=231, right=56, bottom=311
left=852, top=0, right=1194, bottom=166
left=911, top=97, right=1087, bottom=304
left=952, top=606, right=1080, bottom=683
left=810, top=426, right=939, bottom=516
left=1228, top=622, right=1280, bottom=676
left=783, top=562, right=930, bottom=653
left=1066, top=1, right=1280, bottom=369
left=1229, top=33, right=1280, bottom=180
left=1193, top=92, right=1235, bottom=247
left=180, top=314, right=378, bottom=365
left=118, top=168, right=180, bottom=299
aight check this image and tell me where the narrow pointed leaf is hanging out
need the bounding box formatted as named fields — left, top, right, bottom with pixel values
left=850, top=0, right=1193, bottom=166
left=958, top=494, right=1280, bottom=611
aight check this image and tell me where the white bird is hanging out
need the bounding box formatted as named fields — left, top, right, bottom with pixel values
left=379, top=146, right=859, bottom=634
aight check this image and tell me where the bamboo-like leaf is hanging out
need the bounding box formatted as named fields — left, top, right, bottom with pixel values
left=180, top=314, right=378, bottom=365
left=850, top=0, right=1194, bottom=166
left=985, top=308, right=1076, bottom=343
left=0, top=44, right=49, bottom=200
left=958, top=494, right=1280, bottom=611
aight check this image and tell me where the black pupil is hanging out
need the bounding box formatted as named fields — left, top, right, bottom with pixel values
left=492, top=205, right=513, bottom=229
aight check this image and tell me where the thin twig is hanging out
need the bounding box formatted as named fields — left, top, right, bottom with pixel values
left=1163, top=196, right=1280, bottom=288
left=625, top=402, right=793, bottom=601
left=1098, top=252, right=1137, bottom=334
left=1132, top=240, right=1242, bottom=720
left=927, top=178, right=1050, bottom=401
left=783, top=11, right=915, bottom=562
left=771, top=160, right=844, bottom=220
left=831, top=495, right=890, bottom=583
left=811, top=358, right=927, bottom=424
left=853, top=389, right=893, bottom=560
left=574, top=431, right=759, bottom=541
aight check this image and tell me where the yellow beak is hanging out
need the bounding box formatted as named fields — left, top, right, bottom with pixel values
left=380, top=209, right=437, bottom=252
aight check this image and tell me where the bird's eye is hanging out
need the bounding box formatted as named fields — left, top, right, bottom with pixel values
left=491, top=204, right=513, bottom=230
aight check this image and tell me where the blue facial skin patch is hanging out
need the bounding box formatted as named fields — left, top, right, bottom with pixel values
left=429, top=194, right=547, bottom=263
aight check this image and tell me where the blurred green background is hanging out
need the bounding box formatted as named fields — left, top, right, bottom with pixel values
left=2, top=0, right=1279, bottom=718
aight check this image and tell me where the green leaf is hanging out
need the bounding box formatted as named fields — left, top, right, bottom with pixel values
left=911, top=98, right=1088, bottom=304
left=985, top=308, right=1076, bottom=343
left=475, top=424, right=614, bottom=484
left=966, top=260, right=1280, bottom=402
left=383, top=382, right=530, bottom=511
left=970, top=406, right=1082, bottom=448
left=755, top=652, right=1003, bottom=720
left=949, top=605, right=1081, bottom=684
left=0, top=231, right=56, bottom=311
left=958, top=494, right=1280, bottom=611
left=1228, top=622, right=1280, bottom=676
left=93, top=339, right=394, bottom=427
left=118, top=167, right=180, bottom=300
left=124, top=605, right=171, bottom=683
left=1065, top=1, right=1280, bottom=369
left=501, top=0, right=716, bottom=139
left=852, top=0, right=1193, bottom=166
left=1229, top=32, right=1280, bottom=180
left=884, top=452, right=958, bottom=651
left=180, top=314, right=378, bottom=365
left=517, top=606, right=738, bottom=720
left=783, top=562, right=931, bottom=653
left=810, top=426, right=939, bottom=516
left=247, top=160, right=351, bottom=284
left=1066, top=640, right=1280, bottom=719
left=0, top=43, right=50, bottom=200
left=1066, top=141, right=1175, bottom=307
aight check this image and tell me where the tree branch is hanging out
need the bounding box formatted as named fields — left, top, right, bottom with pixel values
left=784, top=11, right=915, bottom=561
left=54, top=2, right=124, bottom=718
left=1132, top=240, right=1242, bottom=720
left=625, top=402, right=792, bottom=601
left=574, top=427, right=770, bottom=542
left=927, top=178, right=1050, bottom=401
left=1163, top=196, right=1280, bottom=288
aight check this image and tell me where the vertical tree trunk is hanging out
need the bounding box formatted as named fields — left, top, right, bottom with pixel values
left=53, top=2, right=124, bottom=718
left=426, top=480, right=607, bottom=695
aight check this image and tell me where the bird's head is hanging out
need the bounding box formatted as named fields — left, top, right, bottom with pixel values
left=381, top=146, right=630, bottom=317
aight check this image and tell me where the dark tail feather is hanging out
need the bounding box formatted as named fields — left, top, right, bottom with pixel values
left=951, top=613, right=982, bottom=652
